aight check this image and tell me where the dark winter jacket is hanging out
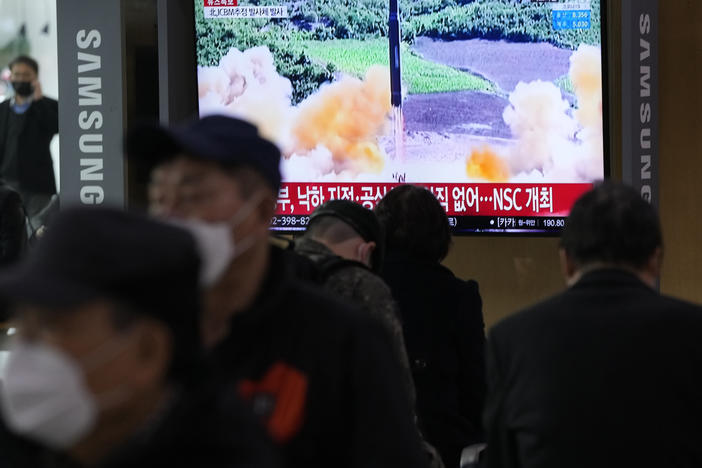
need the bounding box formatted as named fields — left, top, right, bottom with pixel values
left=485, top=269, right=702, bottom=468
left=0, top=374, right=279, bottom=468
left=293, top=237, right=412, bottom=384
left=382, top=251, right=486, bottom=468
left=0, top=97, right=58, bottom=196
left=212, top=246, right=429, bottom=468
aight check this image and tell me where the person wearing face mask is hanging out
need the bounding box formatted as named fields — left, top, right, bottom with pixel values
left=0, top=56, right=58, bottom=223
left=126, top=115, right=429, bottom=468
left=0, top=207, right=278, bottom=468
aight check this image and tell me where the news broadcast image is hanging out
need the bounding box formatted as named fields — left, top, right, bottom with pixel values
left=195, top=0, right=605, bottom=233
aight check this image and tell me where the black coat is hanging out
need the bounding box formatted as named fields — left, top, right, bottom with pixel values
left=212, top=247, right=428, bottom=468
left=484, top=269, right=702, bottom=468
left=0, top=97, right=58, bottom=196
left=100, top=376, right=279, bottom=468
left=0, top=374, right=279, bottom=468
left=381, top=252, right=486, bottom=468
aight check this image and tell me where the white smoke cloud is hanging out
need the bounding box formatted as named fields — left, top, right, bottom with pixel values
left=503, top=80, right=578, bottom=176
left=478, top=45, right=605, bottom=184
left=197, top=47, right=296, bottom=152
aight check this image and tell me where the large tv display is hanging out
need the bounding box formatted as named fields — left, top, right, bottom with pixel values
left=194, top=0, right=607, bottom=233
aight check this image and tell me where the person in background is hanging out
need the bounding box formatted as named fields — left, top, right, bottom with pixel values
left=0, top=56, right=58, bottom=223
left=294, top=200, right=409, bottom=377
left=0, top=55, right=58, bottom=220
left=483, top=182, right=702, bottom=468
left=0, top=208, right=277, bottom=468
left=0, top=185, right=26, bottom=266
left=129, top=115, right=428, bottom=468
left=375, top=184, right=486, bottom=468
left=294, top=200, right=445, bottom=468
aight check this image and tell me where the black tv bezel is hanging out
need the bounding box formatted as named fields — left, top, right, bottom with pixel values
left=176, top=0, right=611, bottom=237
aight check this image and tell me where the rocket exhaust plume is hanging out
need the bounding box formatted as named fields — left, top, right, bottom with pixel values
left=464, top=45, right=603, bottom=183
left=291, top=65, right=392, bottom=175
left=198, top=47, right=394, bottom=179
left=389, top=0, right=405, bottom=161
left=467, top=146, right=511, bottom=182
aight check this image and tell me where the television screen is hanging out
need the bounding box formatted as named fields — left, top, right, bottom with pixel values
left=194, top=0, right=606, bottom=233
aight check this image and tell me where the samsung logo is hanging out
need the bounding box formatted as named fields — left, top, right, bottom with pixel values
left=76, top=29, right=105, bottom=205
left=638, top=14, right=653, bottom=202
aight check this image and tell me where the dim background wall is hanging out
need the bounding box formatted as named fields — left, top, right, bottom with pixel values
left=657, top=0, right=702, bottom=304
left=444, top=0, right=702, bottom=329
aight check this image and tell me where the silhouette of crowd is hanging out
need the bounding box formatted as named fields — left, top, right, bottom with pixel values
left=0, top=114, right=700, bottom=468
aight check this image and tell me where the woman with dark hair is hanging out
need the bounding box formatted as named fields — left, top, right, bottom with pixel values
left=375, top=185, right=485, bottom=468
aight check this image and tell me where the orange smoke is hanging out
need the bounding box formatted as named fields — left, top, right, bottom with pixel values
left=466, top=147, right=511, bottom=182
left=569, top=44, right=602, bottom=129
left=291, top=65, right=391, bottom=173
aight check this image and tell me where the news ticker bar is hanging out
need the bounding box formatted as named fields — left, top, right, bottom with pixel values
left=276, top=182, right=592, bottom=218
left=271, top=214, right=568, bottom=234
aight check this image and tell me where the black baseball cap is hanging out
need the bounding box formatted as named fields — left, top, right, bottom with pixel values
left=126, top=115, right=282, bottom=192
left=0, top=207, right=203, bottom=378
left=309, top=200, right=385, bottom=271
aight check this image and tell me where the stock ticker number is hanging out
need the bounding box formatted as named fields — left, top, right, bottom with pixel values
left=543, top=218, right=565, bottom=228
left=271, top=216, right=310, bottom=228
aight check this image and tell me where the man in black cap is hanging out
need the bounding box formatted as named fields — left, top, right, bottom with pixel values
left=294, top=200, right=409, bottom=382
left=0, top=208, right=277, bottom=468
left=128, top=115, right=428, bottom=468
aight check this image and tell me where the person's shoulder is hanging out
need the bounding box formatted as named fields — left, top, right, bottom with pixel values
left=655, top=293, right=702, bottom=321
left=291, top=276, right=389, bottom=329
left=290, top=277, right=361, bottom=316
left=35, top=96, right=57, bottom=105
left=431, top=263, right=482, bottom=308
left=426, top=262, right=479, bottom=292
left=328, top=262, right=386, bottom=290
left=107, top=375, right=279, bottom=468
left=274, top=245, right=391, bottom=328
left=489, top=290, right=566, bottom=343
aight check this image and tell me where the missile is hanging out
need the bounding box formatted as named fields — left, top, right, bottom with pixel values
left=389, top=0, right=405, bottom=161
left=388, top=0, right=402, bottom=108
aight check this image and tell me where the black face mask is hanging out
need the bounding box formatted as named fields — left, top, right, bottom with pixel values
left=11, top=81, right=33, bottom=97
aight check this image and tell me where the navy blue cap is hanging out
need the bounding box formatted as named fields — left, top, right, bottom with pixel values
left=126, top=115, right=282, bottom=192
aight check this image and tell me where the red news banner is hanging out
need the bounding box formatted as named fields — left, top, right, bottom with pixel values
left=276, top=183, right=593, bottom=217
left=204, top=0, right=238, bottom=6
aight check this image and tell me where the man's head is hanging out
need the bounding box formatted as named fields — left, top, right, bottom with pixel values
left=8, top=56, right=38, bottom=97
left=0, top=208, right=202, bottom=460
left=305, top=200, right=383, bottom=270
left=127, top=115, right=282, bottom=331
left=559, top=181, right=663, bottom=287
left=129, top=115, right=280, bottom=248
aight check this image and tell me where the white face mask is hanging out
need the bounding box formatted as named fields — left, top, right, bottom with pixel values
left=172, top=193, right=264, bottom=286
left=1, top=335, right=134, bottom=450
